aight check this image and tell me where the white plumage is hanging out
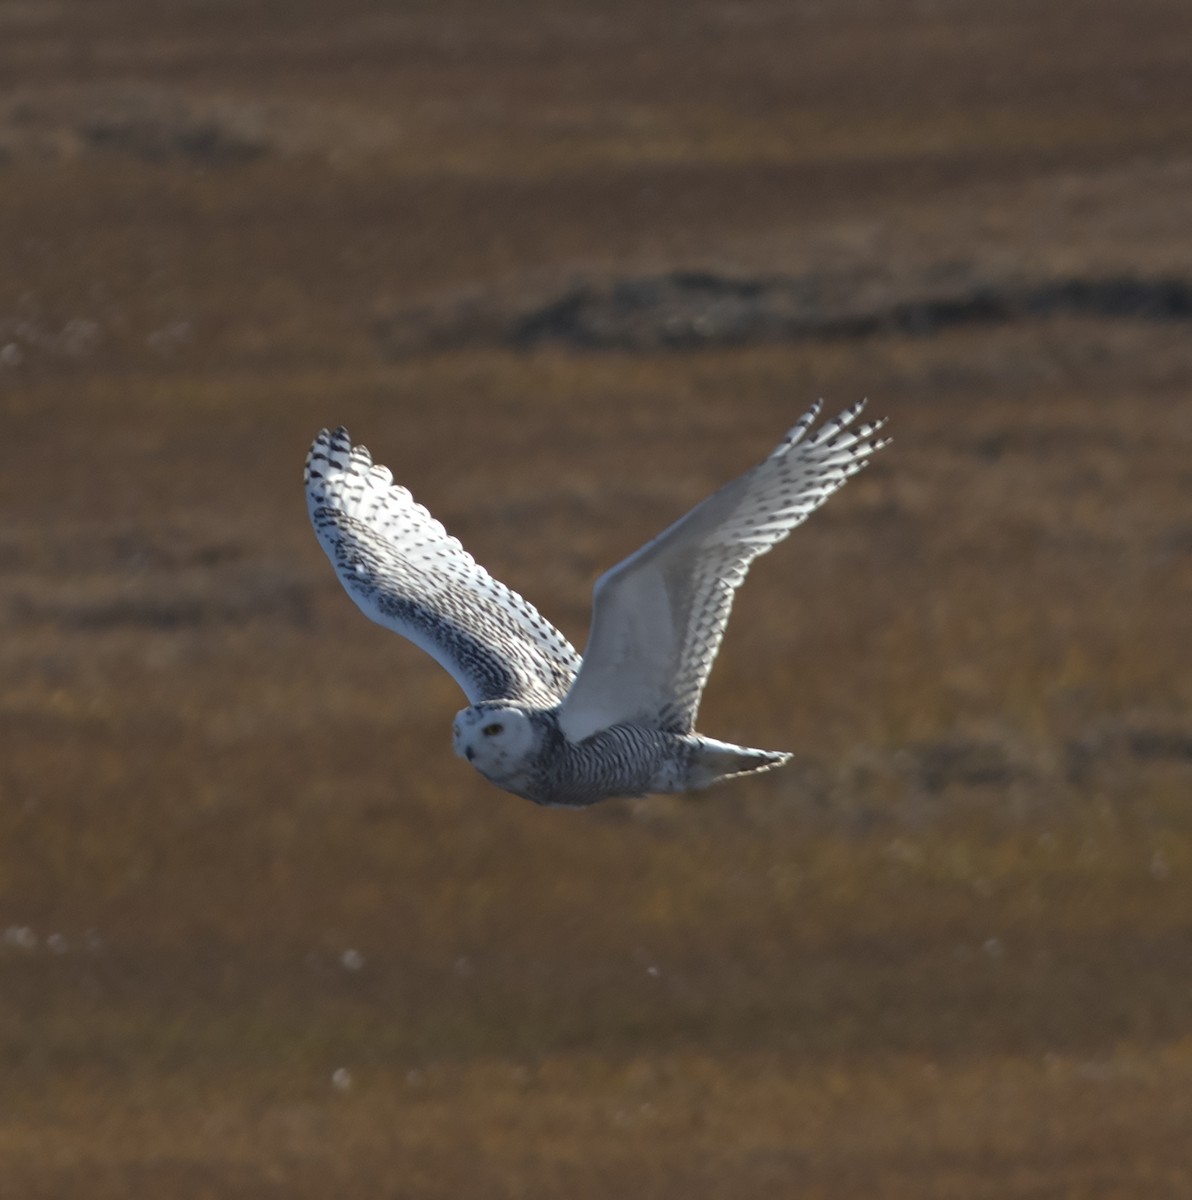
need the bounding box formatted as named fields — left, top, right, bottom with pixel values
left=306, top=401, right=888, bottom=806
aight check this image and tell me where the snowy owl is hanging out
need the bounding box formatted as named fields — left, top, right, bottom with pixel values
left=306, top=401, right=887, bottom=807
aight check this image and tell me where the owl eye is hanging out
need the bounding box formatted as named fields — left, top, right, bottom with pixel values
left=481, top=722, right=504, bottom=737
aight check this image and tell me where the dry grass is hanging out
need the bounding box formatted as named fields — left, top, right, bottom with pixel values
left=3, top=0, right=1192, bottom=1195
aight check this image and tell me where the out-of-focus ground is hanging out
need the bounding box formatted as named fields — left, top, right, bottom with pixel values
left=3, top=1, right=1192, bottom=1195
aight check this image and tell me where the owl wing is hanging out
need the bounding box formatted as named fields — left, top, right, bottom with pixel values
left=306, top=428, right=581, bottom=707
left=556, top=401, right=888, bottom=741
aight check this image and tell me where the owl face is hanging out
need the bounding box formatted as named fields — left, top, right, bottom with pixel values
left=452, top=703, right=537, bottom=783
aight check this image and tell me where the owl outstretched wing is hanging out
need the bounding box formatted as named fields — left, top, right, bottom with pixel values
left=557, top=401, right=888, bottom=741
left=306, top=428, right=581, bottom=707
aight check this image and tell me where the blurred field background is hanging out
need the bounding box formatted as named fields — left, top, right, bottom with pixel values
left=3, top=1, right=1192, bottom=1195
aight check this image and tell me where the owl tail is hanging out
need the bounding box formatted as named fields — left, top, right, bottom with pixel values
left=685, top=737, right=792, bottom=791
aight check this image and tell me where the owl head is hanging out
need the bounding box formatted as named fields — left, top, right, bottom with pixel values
left=452, top=702, right=539, bottom=785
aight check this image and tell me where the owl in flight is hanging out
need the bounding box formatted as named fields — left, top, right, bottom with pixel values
left=306, top=401, right=887, bottom=807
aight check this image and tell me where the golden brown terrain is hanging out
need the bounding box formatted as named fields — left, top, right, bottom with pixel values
left=3, top=1, right=1192, bottom=1195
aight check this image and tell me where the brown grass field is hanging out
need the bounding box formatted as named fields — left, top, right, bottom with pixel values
left=3, top=1, right=1192, bottom=1195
